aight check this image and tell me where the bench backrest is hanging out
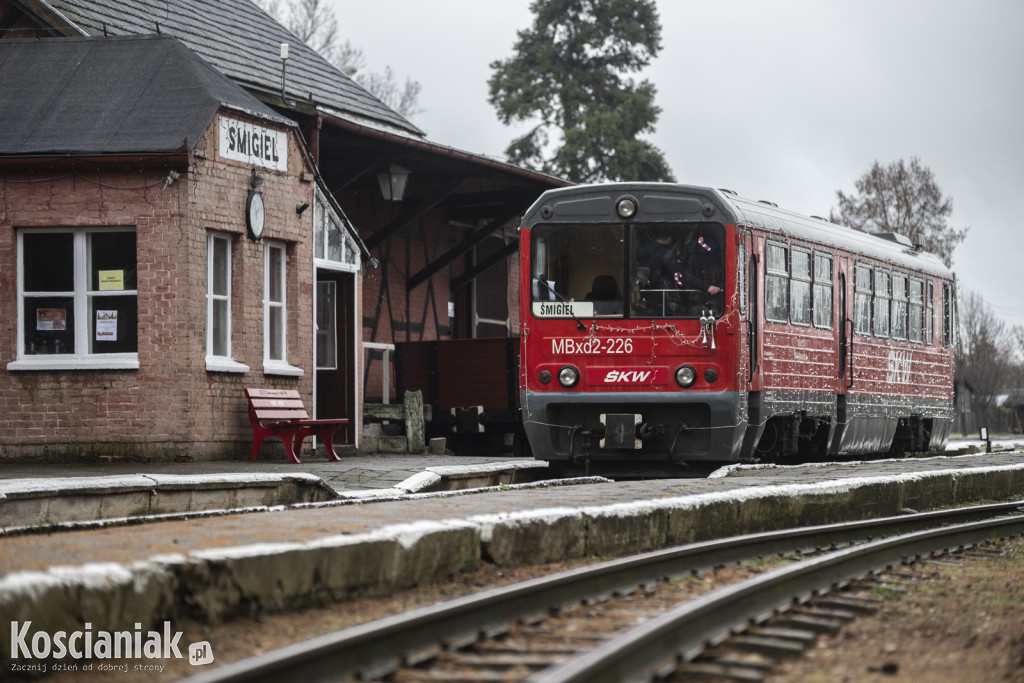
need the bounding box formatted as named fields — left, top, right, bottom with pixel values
left=245, top=388, right=310, bottom=422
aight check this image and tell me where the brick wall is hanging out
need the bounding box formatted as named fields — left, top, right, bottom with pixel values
left=0, top=112, right=322, bottom=461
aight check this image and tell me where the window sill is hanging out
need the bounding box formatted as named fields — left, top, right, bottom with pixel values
left=7, top=356, right=140, bottom=371
left=206, top=357, right=250, bottom=374
left=263, top=361, right=304, bottom=377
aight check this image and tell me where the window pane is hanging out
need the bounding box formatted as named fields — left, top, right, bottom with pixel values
left=24, top=233, right=74, bottom=292
left=90, top=295, right=138, bottom=353
left=791, top=249, right=810, bottom=278
left=766, top=275, right=789, bottom=322
left=316, top=281, right=337, bottom=370
left=533, top=223, right=624, bottom=316
left=212, top=237, right=229, bottom=296
left=814, top=254, right=831, bottom=281
left=813, top=284, right=832, bottom=328
left=23, top=296, right=75, bottom=354
left=892, top=275, right=908, bottom=339
left=327, top=215, right=343, bottom=262
left=791, top=280, right=810, bottom=324
left=767, top=244, right=786, bottom=272
left=268, top=246, right=283, bottom=302
left=855, top=264, right=872, bottom=335
left=813, top=254, right=832, bottom=329
left=874, top=271, right=890, bottom=338
left=269, top=307, right=283, bottom=360
left=212, top=299, right=228, bottom=356
left=314, top=204, right=325, bottom=260
left=90, top=232, right=137, bottom=290
left=874, top=296, right=890, bottom=337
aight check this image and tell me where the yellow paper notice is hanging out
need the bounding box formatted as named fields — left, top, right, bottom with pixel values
left=98, top=270, right=124, bottom=291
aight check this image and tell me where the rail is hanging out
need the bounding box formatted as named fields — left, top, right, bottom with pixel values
left=183, top=501, right=1024, bottom=683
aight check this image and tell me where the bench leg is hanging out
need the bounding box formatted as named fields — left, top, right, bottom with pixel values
left=319, top=427, right=341, bottom=461
left=248, top=433, right=266, bottom=461
left=281, top=428, right=303, bottom=464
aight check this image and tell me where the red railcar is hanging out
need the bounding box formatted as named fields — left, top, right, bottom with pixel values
left=519, top=183, right=956, bottom=474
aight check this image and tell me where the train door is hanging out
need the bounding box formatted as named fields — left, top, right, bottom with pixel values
left=740, top=233, right=765, bottom=457
left=830, top=268, right=851, bottom=454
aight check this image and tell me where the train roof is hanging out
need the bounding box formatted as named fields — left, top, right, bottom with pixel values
left=526, top=182, right=954, bottom=281
left=718, top=190, right=952, bottom=280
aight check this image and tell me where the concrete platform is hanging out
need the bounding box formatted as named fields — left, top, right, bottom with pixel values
left=1, top=441, right=1023, bottom=670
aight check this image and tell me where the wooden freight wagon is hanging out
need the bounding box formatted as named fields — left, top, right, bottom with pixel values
left=394, top=337, right=527, bottom=455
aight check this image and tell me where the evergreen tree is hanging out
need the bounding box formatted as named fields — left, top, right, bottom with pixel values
left=488, top=0, right=673, bottom=183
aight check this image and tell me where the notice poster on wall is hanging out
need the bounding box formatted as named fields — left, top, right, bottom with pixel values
left=36, top=308, right=66, bottom=331
left=96, top=310, right=118, bottom=342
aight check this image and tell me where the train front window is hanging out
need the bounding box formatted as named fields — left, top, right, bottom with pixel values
left=630, top=223, right=725, bottom=318
left=531, top=224, right=625, bottom=317
left=530, top=222, right=725, bottom=320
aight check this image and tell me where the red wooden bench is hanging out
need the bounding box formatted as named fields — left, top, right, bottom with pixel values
left=245, top=388, right=348, bottom=463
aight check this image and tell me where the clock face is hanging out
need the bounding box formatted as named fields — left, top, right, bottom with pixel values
left=247, top=190, right=265, bottom=240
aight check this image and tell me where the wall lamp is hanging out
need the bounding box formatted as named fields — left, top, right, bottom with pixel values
left=376, top=163, right=410, bottom=202
left=295, top=202, right=310, bottom=218
left=249, top=169, right=264, bottom=189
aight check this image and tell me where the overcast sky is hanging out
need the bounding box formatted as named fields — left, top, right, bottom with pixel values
left=331, top=0, right=1024, bottom=328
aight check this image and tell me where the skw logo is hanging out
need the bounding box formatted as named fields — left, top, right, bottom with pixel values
left=603, top=370, right=652, bottom=383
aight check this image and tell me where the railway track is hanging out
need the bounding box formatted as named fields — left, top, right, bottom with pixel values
left=186, top=501, right=1024, bottom=683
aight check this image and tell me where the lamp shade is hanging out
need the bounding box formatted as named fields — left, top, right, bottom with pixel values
left=376, top=163, right=410, bottom=201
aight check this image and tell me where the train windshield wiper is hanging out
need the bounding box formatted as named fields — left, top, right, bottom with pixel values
left=539, top=280, right=587, bottom=331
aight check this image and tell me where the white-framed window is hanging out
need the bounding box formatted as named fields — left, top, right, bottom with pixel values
left=765, top=242, right=788, bottom=323
left=789, top=246, right=811, bottom=326
left=812, top=252, right=833, bottom=329
left=9, top=228, right=139, bottom=371
left=313, top=187, right=359, bottom=271
left=264, top=241, right=302, bottom=376
left=206, top=231, right=248, bottom=373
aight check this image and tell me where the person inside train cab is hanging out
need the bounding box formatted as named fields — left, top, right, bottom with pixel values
left=635, top=227, right=720, bottom=315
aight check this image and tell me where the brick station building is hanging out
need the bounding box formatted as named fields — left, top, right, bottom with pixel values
left=0, top=35, right=367, bottom=460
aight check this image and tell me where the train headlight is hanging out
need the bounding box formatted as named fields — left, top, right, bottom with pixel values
left=675, top=365, right=697, bottom=387
left=539, top=369, right=552, bottom=384
left=558, top=365, right=580, bottom=388
left=616, top=196, right=638, bottom=219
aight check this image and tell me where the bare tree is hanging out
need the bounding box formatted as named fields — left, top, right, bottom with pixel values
left=831, top=157, right=968, bottom=268
left=959, top=289, right=1015, bottom=428
left=254, top=0, right=423, bottom=118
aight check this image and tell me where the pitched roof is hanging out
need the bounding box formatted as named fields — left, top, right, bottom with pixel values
left=0, top=34, right=292, bottom=156
left=33, top=0, right=424, bottom=138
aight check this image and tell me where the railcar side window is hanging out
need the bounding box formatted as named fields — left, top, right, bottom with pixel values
left=942, top=282, right=953, bottom=347
left=909, top=278, right=924, bottom=343
left=765, top=243, right=788, bottom=323
left=926, top=281, right=935, bottom=344
left=873, top=270, right=890, bottom=338
left=813, top=253, right=833, bottom=329
left=790, top=247, right=811, bottom=326
left=892, top=273, right=908, bottom=340
left=854, top=264, right=872, bottom=335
